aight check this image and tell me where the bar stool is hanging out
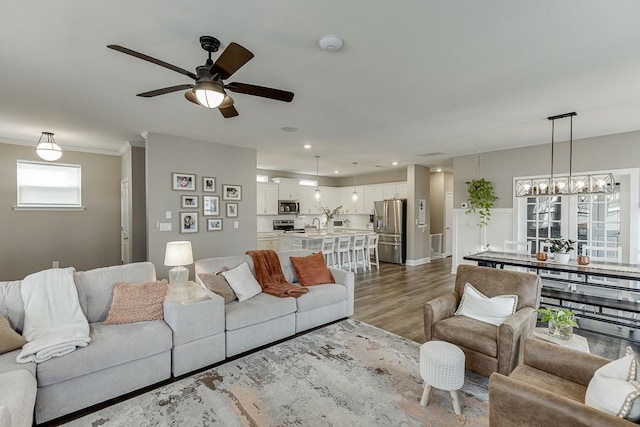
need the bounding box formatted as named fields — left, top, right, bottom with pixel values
left=321, top=237, right=337, bottom=268
left=366, top=234, right=379, bottom=270
left=335, top=236, right=352, bottom=272
left=350, top=235, right=367, bottom=273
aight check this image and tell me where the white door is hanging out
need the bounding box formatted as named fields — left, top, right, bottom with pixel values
left=445, top=192, right=454, bottom=256
left=120, top=179, right=131, bottom=264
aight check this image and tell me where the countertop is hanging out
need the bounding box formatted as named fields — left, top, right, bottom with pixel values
left=279, top=230, right=374, bottom=240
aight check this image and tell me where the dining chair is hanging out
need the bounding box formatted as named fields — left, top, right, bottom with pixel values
left=503, top=240, right=532, bottom=255
left=350, top=235, right=367, bottom=273
left=366, top=234, right=380, bottom=271
left=335, top=236, right=352, bottom=272
left=321, top=237, right=337, bottom=268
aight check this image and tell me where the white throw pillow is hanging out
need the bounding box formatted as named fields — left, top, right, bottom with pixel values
left=586, top=347, right=640, bottom=421
left=454, top=283, right=518, bottom=326
left=222, top=262, right=262, bottom=302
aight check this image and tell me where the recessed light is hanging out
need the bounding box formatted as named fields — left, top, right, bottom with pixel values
left=303, top=144, right=311, bottom=149
left=392, top=161, right=398, bottom=166
left=281, top=126, right=298, bottom=132
left=334, top=170, right=339, bottom=174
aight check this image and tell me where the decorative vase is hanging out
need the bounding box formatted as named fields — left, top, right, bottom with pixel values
left=577, top=255, right=590, bottom=265
left=327, top=220, right=334, bottom=234
left=548, top=319, right=573, bottom=340
left=536, top=252, right=548, bottom=261
left=554, top=253, right=571, bottom=264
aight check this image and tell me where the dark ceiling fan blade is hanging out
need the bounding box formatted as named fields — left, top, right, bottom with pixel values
left=137, top=84, right=194, bottom=98
left=225, top=82, right=294, bottom=102
left=107, top=45, right=197, bottom=80
left=219, top=105, right=239, bottom=118
left=210, top=42, right=254, bottom=80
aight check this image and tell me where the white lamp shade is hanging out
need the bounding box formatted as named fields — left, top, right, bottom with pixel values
left=194, top=82, right=225, bottom=108
left=164, top=241, right=194, bottom=266
left=35, top=132, right=62, bottom=161
left=314, top=188, right=321, bottom=201
left=352, top=191, right=358, bottom=202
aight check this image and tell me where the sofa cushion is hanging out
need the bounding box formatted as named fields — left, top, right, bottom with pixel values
left=103, top=280, right=168, bottom=325
left=290, top=252, right=335, bottom=286
left=36, top=320, right=172, bottom=387
left=433, top=315, right=498, bottom=357
left=74, top=262, right=157, bottom=323
left=454, top=283, right=518, bottom=326
left=277, top=250, right=314, bottom=283
left=225, top=293, right=297, bottom=331
left=222, top=262, right=262, bottom=302
left=0, top=369, right=37, bottom=427
left=0, top=350, right=36, bottom=376
left=295, top=284, right=347, bottom=312
left=0, top=280, right=25, bottom=333
left=0, top=315, right=26, bottom=355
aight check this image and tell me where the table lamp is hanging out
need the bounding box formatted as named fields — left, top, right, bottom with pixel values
left=164, top=241, right=193, bottom=286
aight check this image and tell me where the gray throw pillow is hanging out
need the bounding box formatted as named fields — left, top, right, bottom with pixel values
left=198, top=271, right=237, bottom=304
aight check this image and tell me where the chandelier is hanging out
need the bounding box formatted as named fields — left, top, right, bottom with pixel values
left=515, top=112, right=614, bottom=197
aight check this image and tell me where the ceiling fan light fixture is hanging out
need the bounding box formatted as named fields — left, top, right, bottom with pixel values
left=194, top=81, right=225, bottom=108
left=35, top=132, right=62, bottom=161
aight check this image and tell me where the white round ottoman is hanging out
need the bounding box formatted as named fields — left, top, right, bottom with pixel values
left=419, top=341, right=465, bottom=415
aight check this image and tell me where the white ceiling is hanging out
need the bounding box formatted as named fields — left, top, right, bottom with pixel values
left=2, top=1, right=640, bottom=177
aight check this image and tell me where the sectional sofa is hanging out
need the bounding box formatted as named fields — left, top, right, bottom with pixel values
left=0, top=249, right=354, bottom=425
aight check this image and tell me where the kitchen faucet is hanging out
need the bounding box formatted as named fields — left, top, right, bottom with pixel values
left=312, top=217, right=321, bottom=233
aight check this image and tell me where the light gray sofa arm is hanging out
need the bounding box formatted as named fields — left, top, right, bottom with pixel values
left=329, top=268, right=355, bottom=316
left=163, top=294, right=225, bottom=346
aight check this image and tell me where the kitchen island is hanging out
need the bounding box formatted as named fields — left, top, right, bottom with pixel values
left=279, top=230, right=374, bottom=252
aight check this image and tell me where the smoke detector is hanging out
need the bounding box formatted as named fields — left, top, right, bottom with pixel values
left=319, top=35, right=343, bottom=51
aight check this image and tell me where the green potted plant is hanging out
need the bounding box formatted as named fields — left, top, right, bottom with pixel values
left=537, top=306, right=579, bottom=340
left=547, top=238, right=575, bottom=264
left=465, top=178, right=498, bottom=227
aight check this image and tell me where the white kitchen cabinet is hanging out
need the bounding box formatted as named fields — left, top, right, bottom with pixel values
left=257, top=232, right=280, bottom=250
left=318, top=186, right=338, bottom=212
left=382, top=182, right=407, bottom=199
left=338, top=186, right=365, bottom=214
left=256, top=182, right=278, bottom=215
left=363, top=185, right=384, bottom=214
left=274, top=178, right=300, bottom=200
left=298, top=186, right=320, bottom=214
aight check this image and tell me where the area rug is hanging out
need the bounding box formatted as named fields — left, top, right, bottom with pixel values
left=65, top=319, right=489, bottom=426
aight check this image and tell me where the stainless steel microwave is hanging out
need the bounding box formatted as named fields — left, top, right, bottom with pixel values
left=278, top=200, right=300, bottom=214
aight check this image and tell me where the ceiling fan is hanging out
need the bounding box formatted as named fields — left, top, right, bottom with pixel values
left=107, top=35, right=294, bottom=118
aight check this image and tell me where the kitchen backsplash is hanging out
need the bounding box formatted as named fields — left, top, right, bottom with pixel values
left=257, top=214, right=371, bottom=231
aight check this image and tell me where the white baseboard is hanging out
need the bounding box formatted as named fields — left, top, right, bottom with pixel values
left=405, top=257, right=431, bottom=266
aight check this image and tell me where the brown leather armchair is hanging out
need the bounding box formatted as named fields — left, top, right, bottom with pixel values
left=423, top=264, right=541, bottom=377
left=489, top=339, right=635, bottom=426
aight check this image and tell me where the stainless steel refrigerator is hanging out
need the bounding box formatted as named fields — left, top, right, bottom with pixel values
left=374, top=199, right=407, bottom=264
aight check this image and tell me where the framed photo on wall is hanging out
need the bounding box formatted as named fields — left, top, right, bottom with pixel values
left=172, top=173, right=196, bottom=191
left=181, top=195, right=198, bottom=208
left=207, top=218, right=223, bottom=231
left=180, top=212, right=198, bottom=233
left=222, top=184, right=242, bottom=201
left=203, top=176, right=216, bottom=192
left=226, top=203, right=238, bottom=218
left=203, top=195, right=219, bottom=216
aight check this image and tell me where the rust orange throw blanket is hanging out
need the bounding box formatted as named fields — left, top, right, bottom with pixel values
left=246, top=250, right=309, bottom=298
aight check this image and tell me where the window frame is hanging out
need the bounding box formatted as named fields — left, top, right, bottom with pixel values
left=14, top=159, right=84, bottom=211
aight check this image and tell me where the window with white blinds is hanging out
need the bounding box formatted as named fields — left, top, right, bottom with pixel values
left=16, top=160, right=82, bottom=207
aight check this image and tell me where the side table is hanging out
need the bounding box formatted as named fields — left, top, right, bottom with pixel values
left=165, top=281, right=211, bottom=305
left=533, top=327, right=590, bottom=353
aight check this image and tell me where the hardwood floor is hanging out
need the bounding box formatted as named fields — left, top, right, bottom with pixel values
left=351, top=257, right=640, bottom=360
left=352, top=257, right=455, bottom=343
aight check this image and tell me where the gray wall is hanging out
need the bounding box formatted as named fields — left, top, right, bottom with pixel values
left=120, top=143, right=147, bottom=263
left=257, top=168, right=340, bottom=187
left=0, top=142, right=121, bottom=280
left=146, top=133, right=257, bottom=280
left=453, top=130, right=640, bottom=208
left=336, top=168, right=407, bottom=187
left=406, top=164, right=431, bottom=261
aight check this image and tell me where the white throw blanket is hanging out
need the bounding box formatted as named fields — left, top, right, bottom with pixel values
left=17, top=267, right=91, bottom=364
